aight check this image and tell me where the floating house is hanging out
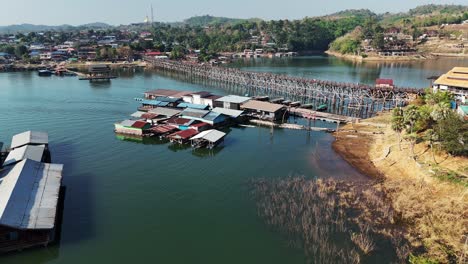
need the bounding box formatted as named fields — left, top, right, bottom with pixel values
left=190, top=129, right=226, bottom=149
left=80, top=64, right=116, bottom=82
left=176, top=103, right=210, bottom=110
left=149, top=125, right=179, bottom=137
left=11, top=131, right=48, bottom=150
left=0, top=160, right=63, bottom=253
left=375, top=78, right=394, bottom=88
left=211, top=108, right=244, bottom=119
left=180, top=109, right=228, bottom=126
left=167, top=129, right=199, bottom=144
left=3, top=145, right=46, bottom=167
left=114, top=120, right=151, bottom=136
left=165, top=117, right=196, bottom=130
left=148, top=107, right=182, bottom=119
left=241, top=100, right=287, bottom=121
left=154, top=97, right=183, bottom=107
left=0, top=132, right=63, bottom=254
left=214, top=95, right=251, bottom=110
left=144, top=89, right=192, bottom=100
left=130, top=111, right=146, bottom=119
left=182, top=91, right=222, bottom=107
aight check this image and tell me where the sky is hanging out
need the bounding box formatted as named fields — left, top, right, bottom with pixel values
left=0, top=0, right=467, bottom=26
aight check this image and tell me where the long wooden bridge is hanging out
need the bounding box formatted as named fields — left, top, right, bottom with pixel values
left=145, top=58, right=424, bottom=118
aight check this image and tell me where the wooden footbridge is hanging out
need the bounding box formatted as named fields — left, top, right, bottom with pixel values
left=145, top=58, right=424, bottom=118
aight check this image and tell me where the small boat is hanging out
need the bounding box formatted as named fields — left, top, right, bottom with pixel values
left=290, top=101, right=301, bottom=107
left=270, top=97, right=284, bottom=104
left=316, top=104, right=328, bottom=112
left=253, top=95, right=269, bottom=101
left=301, top=103, right=314, bottom=109
left=282, top=100, right=292, bottom=105
left=38, top=70, right=53, bottom=76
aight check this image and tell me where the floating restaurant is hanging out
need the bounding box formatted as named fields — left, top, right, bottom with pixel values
left=0, top=131, right=64, bottom=254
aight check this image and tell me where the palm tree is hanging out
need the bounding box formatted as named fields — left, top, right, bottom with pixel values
left=424, top=129, right=439, bottom=164
left=391, top=107, right=405, bottom=150
left=404, top=105, right=420, bottom=135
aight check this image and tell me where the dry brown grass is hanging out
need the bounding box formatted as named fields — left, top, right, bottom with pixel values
left=335, top=112, right=468, bottom=262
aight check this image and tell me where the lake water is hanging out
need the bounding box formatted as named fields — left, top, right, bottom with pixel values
left=0, top=55, right=466, bottom=263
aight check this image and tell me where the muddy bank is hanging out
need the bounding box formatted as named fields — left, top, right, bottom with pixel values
left=332, top=112, right=468, bottom=263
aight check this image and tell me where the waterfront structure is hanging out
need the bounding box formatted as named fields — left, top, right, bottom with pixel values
left=144, top=89, right=192, bottom=100
left=182, top=91, right=222, bottom=107
left=375, top=79, right=394, bottom=88
left=214, top=95, right=251, bottom=110
left=11, top=131, right=48, bottom=150
left=167, top=129, right=199, bottom=144
left=147, top=59, right=423, bottom=118
left=180, top=109, right=228, bottom=126
left=433, top=67, right=468, bottom=104
left=0, top=132, right=63, bottom=254
left=211, top=108, right=244, bottom=119
left=114, top=120, right=151, bottom=136
left=176, top=103, right=210, bottom=110
left=241, top=100, right=287, bottom=121
left=80, top=64, right=116, bottom=82
left=3, top=145, right=46, bottom=167
left=190, top=129, right=226, bottom=149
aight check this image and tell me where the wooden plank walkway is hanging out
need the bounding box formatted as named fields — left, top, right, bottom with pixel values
left=289, top=107, right=359, bottom=123
left=249, top=119, right=336, bottom=132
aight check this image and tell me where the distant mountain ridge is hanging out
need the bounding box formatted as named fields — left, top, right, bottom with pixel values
left=0, top=22, right=112, bottom=34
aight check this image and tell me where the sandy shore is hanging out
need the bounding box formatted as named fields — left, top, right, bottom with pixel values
left=325, top=50, right=434, bottom=62
left=333, top=112, right=468, bottom=262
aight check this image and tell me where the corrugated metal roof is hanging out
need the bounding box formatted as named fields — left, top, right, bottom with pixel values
left=177, top=103, right=210, bottom=110
left=0, top=159, right=63, bottom=230
left=216, top=95, right=251, bottom=104
left=181, top=108, right=210, bottom=119
left=141, top=113, right=159, bottom=119
left=155, top=97, right=181, bottom=103
left=11, top=131, right=48, bottom=149
left=132, top=120, right=148, bottom=129
left=241, top=100, right=285, bottom=113
left=190, top=129, right=226, bottom=143
left=120, top=120, right=136, bottom=127
left=149, top=107, right=182, bottom=117
left=212, top=108, right=244, bottom=118
left=169, top=129, right=199, bottom=139
left=166, top=117, right=193, bottom=126
left=203, top=112, right=224, bottom=121
left=131, top=111, right=146, bottom=118
left=142, top=100, right=163, bottom=106
left=3, top=145, right=45, bottom=167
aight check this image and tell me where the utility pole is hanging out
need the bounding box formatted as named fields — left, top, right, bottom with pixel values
left=151, top=4, right=155, bottom=27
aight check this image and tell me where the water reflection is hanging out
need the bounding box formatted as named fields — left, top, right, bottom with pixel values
left=89, top=81, right=111, bottom=89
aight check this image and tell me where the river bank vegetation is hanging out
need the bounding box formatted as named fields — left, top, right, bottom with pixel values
left=332, top=99, right=467, bottom=263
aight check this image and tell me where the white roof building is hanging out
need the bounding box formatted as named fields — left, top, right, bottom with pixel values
left=3, top=145, right=45, bottom=167
left=0, top=159, right=63, bottom=230
left=11, top=131, right=48, bottom=150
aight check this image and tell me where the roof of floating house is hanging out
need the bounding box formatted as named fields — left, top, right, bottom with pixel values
left=212, top=108, right=244, bottom=118
left=131, top=111, right=146, bottom=118
left=119, top=120, right=136, bottom=127
left=215, top=95, right=251, bottom=104
left=150, top=125, right=178, bottom=134
left=434, top=67, right=468, bottom=89
left=180, top=108, right=210, bottom=119
left=11, top=131, right=48, bottom=150
left=131, top=120, right=149, bottom=129
left=166, top=117, right=194, bottom=126
left=155, top=97, right=181, bottom=103
left=241, top=100, right=285, bottom=113
left=190, top=122, right=212, bottom=128
left=148, top=107, right=182, bottom=117
left=3, top=145, right=45, bottom=167
left=0, top=159, right=63, bottom=230
left=203, top=112, right=226, bottom=122
left=168, top=129, right=198, bottom=140
left=191, top=91, right=212, bottom=97
left=141, top=113, right=159, bottom=119
left=190, top=129, right=226, bottom=143
left=176, top=103, right=210, bottom=110
left=141, top=100, right=170, bottom=107
left=144, top=89, right=193, bottom=98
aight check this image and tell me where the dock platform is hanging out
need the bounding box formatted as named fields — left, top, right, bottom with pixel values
left=289, top=108, right=359, bottom=124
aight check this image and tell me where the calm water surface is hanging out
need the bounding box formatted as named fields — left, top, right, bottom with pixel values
left=0, top=56, right=465, bottom=263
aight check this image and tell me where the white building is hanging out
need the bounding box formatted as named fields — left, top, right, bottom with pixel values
left=433, top=67, right=468, bottom=104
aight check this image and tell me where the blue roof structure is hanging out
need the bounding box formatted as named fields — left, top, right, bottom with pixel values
left=177, top=103, right=210, bottom=110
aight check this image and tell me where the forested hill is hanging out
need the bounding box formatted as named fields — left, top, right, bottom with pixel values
left=179, top=15, right=262, bottom=27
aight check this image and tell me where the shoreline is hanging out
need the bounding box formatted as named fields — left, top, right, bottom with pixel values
left=332, top=112, right=467, bottom=262
left=325, top=50, right=467, bottom=62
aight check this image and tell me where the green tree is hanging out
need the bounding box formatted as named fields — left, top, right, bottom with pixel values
left=434, top=112, right=468, bottom=156
left=392, top=107, right=405, bottom=150
left=14, top=45, right=28, bottom=58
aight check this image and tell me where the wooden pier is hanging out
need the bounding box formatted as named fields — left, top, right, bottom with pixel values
left=249, top=119, right=335, bottom=132
left=145, top=58, right=424, bottom=118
